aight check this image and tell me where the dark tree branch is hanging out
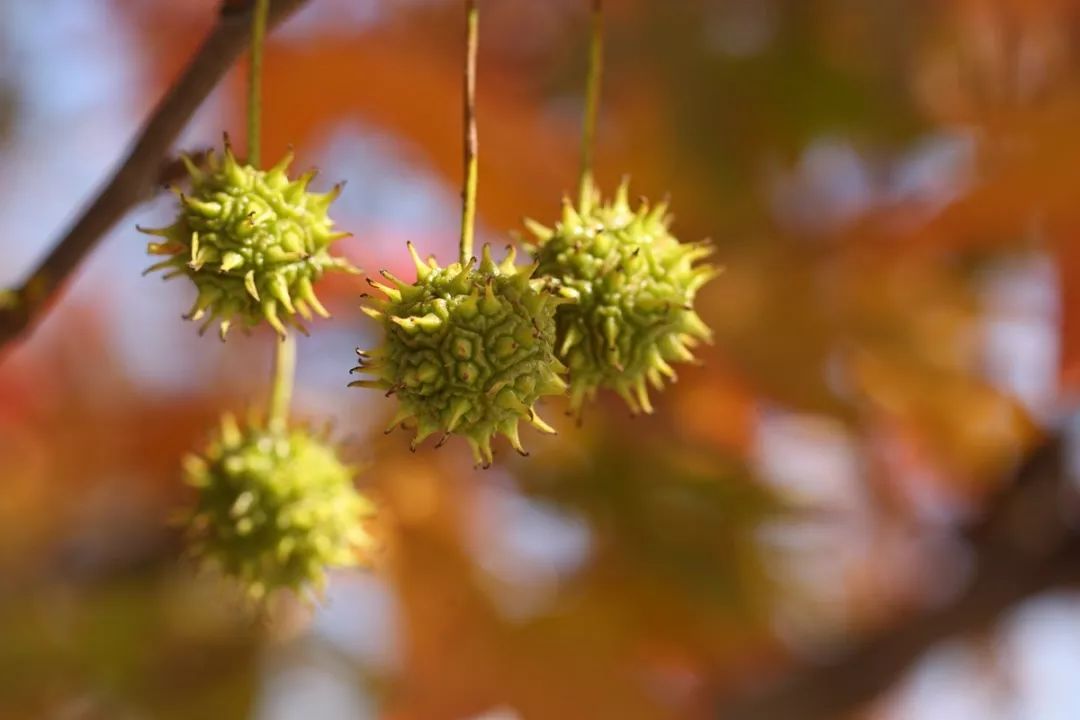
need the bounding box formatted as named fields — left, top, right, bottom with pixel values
left=718, top=435, right=1080, bottom=720
left=0, top=0, right=311, bottom=355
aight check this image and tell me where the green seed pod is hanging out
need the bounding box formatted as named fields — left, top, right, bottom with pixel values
left=140, top=142, right=356, bottom=339
left=526, top=179, right=718, bottom=414
left=184, top=414, right=376, bottom=600
left=352, top=244, right=567, bottom=467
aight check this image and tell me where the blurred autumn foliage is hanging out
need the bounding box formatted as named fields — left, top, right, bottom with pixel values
left=5, top=0, right=1080, bottom=718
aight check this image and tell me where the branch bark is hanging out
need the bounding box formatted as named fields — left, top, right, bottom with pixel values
left=0, top=0, right=311, bottom=355
left=718, top=434, right=1080, bottom=720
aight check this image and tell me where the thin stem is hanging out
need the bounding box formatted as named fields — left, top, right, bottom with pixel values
left=249, top=0, right=291, bottom=431
left=578, top=0, right=604, bottom=211
left=247, top=0, right=270, bottom=167
left=268, top=333, right=296, bottom=432
left=460, top=0, right=479, bottom=265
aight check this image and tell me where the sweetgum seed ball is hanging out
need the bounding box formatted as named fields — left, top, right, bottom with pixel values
left=352, top=244, right=567, bottom=467
left=184, top=414, right=376, bottom=600
left=141, top=143, right=356, bottom=339
left=526, top=179, right=718, bottom=414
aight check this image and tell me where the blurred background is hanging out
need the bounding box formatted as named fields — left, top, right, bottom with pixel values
left=4, top=0, right=1080, bottom=718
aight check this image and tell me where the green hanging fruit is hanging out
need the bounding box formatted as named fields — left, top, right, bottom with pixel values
left=140, top=141, right=356, bottom=339
left=352, top=244, right=567, bottom=467
left=525, top=179, right=718, bottom=414
left=184, top=414, right=376, bottom=600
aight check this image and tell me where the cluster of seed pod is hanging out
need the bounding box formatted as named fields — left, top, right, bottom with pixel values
left=354, top=180, right=717, bottom=465
left=147, top=138, right=374, bottom=600
left=145, top=0, right=716, bottom=600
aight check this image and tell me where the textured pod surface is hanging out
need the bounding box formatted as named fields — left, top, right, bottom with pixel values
left=184, top=415, right=376, bottom=600
left=526, top=180, right=718, bottom=414
left=141, top=143, right=356, bottom=339
left=353, top=244, right=567, bottom=467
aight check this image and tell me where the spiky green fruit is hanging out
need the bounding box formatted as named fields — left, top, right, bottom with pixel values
left=526, top=180, right=718, bottom=414
left=140, top=143, right=356, bottom=339
left=352, top=244, right=567, bottom=467
left=184, top=414, right=376, bottom=600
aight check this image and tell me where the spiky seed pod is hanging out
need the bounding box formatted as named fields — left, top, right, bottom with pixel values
left=526, top=179, right=719, bottom=414
left=184, top=414, right=376, bottom=600
left=352, top=244, right=568, bottom=467
left=140, top=142, right=356, bottom=339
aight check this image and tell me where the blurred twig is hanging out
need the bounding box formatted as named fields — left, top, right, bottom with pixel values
left=718, top=434, right=1080, bottom=720
left=0, top=0, right=310, bottom=355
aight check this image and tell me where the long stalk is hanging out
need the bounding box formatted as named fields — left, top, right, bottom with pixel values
left=268, top=334, right=296, bottom=432
left=247, top=0, right=293, bottom=430
left=578, top=0, right=604, bottom=212
left=460, top=0, right=479, bottom=265
left=247, top=0, right=270, bottom=167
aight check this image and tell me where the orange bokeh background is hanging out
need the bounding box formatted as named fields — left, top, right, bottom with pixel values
left=3, top=1, right=1080, bottom=718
